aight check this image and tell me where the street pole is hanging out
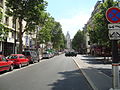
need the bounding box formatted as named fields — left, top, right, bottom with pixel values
left=109, top=1, right=120, bottom=89
left=111, top=40, right=119, bottom=90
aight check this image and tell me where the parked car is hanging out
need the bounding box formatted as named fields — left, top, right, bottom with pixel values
left=0, top=55, right=14, bottom=72
left=42, top=51, right=51, bottom=59
left=7, top=54, right=29, bottom=68
left=54, top=51, right=59, bottom=56
left=22, top=50, right=39, bottom=63
left=65, top=51, right=77, bottom=57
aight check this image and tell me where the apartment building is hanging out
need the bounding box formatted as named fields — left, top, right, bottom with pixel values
left=0, top=0, right=34, bottom=56
left=83, top=0, right=102, bottom=54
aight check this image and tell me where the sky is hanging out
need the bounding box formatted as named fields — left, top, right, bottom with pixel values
left=46, top=0, right=99, bottom=39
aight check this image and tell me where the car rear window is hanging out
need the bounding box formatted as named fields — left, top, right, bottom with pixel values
left=43, top=52, right=48, bottom=54
left=19, top=56, right=25, bottom=59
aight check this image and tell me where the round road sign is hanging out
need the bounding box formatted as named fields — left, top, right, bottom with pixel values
left=106, top=7, right=120, bottom=23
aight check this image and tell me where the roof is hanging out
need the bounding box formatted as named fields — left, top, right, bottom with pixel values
left=10, top=54, right=24, bottom=56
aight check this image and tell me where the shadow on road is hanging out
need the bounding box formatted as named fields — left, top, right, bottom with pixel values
left=81, top=55, right=112, bottom=64
left=48, top=69, right=92, bottom=90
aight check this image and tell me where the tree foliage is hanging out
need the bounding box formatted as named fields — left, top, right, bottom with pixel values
left=0, top=8, right=9, bottom=41
left=87, top=0, right=116, bottom=46
left=38, top=16, right=66, bottom=50
left=6, top=0, right=48, bottom=53
left=72, top=30, right=85, bottom=51
left=51, top=22, right=64, bottom=50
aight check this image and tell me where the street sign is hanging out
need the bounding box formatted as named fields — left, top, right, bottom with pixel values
left=109, top=29, right=120, bottom=40
left=108, top=24, right=120, bottom=29
left=106, top=7, right=120, bottom=23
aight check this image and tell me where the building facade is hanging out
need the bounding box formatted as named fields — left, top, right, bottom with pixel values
left=0, top=0, right=35, bottom=56
left=83, top=0, right=102, bottom=54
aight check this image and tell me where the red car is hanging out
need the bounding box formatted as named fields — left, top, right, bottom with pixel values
left=7, top=54, right=29, bottom=68
left=0, top=55, right=14, bottom=72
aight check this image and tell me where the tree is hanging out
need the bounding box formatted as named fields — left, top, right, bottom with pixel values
left=38, top=16, right=66, bottom=50
left=51, top=22, right=65, bottom=50
left=0, top=8, right=9, bottom=41
left=38, top=15, right=54, bottom=45
left=88, top=0, right=116, bottom=46
left=6, top=0, right=48, bottom=53
left=72, top=30, right=85, bottom=52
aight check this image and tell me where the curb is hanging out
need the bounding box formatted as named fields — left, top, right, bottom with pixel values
left=72, top=57, right=98, bottom=90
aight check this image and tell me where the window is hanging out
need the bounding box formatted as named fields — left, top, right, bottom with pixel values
left=5, top=16, right=9, bottom=26
left=12, top=18, right=15, bottom=28
left=2, top=57, right=7, bottom=61
left=12, top=31, right=15, bottom=38
left=19, top=56, right=24, bottom=59
left=9, top=56, right=18, bottom=59
left=0, top=12, right=2, bottom=22
left=0, top=0, right=3, bottom=8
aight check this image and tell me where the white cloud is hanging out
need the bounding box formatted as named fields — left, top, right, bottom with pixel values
left=57, top=10, right=93, bottom=39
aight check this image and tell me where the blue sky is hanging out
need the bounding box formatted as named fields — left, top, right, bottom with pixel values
left=46, top=0, right=99, bottom=38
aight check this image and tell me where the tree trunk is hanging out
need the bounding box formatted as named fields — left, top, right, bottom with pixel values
left=18, top=17, right=23, bottom=53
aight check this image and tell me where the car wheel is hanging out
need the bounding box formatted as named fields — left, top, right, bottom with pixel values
left=38, top=59, right=40, bottom=62
left=32, top=61, right=34, bottom=64
left=18, top=64, right=22, bottom=68
left=9, top=65, right=14, bottom=71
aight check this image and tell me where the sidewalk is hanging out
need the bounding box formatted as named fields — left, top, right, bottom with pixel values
left=72, top=55, right=113, bottom=90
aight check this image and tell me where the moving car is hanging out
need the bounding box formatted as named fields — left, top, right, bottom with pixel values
left=65, top=51, right=77, bottom=57
left=0, top=55, right=14, bottom=72
left=7, top=54, right=29, bottom=68
left=22, top=50, right=39, bottom=63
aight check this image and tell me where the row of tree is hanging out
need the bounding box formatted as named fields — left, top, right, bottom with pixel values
left=72, top=30, right=85, bottom=52
left=72, top=0, right=119, bottom=52
left=88, top=0, right=118, bottom=47
left=38, top=16, right=66, bottom=50
left=0, top=0, right=66, bottom=53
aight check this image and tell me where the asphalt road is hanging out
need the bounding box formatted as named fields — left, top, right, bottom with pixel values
left=0, top=54, right=92, bottom=90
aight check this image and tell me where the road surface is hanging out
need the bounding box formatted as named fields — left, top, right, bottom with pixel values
left=0, top=54, right=92, bottom=90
